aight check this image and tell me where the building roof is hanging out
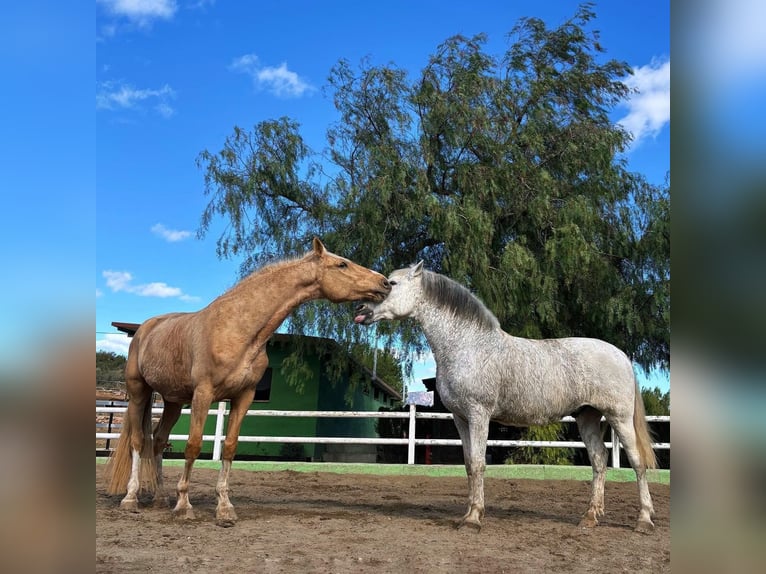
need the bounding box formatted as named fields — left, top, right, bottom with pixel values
left=111, top=321, right=402, bottom=401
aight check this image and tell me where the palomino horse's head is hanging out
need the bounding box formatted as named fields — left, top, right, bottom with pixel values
left=354, top=261, right=424, bottom=325
left=311, top=237, right=391, bottom=303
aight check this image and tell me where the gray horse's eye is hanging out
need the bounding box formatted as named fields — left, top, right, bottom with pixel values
left=389, top=280, right=397, bottom=286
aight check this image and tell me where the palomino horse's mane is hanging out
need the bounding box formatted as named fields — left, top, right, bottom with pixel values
left=421, top=270, right=500, bottom=332
left=221, top=252, right=315, bottom=297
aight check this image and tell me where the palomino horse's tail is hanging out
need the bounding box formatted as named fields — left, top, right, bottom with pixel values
left=105, top=393, right=158, bottom=495
left=633, top=380, right=657, bottom=470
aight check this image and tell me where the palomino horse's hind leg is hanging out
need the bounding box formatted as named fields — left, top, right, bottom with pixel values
left=213, top=388, right=256, bottom=528
left=453, top=413, right=489, bottom=530
left=575, top=407, right=608, bottom=528
left=173, top=390, right=213, bottom=520
left=151, top=401, right=183, bottom=508
left=610, top=418, right=655, bottom=534
left=120, top=383, right=153, bottom=512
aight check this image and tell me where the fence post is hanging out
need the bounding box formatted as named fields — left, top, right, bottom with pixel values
left=611, top=427, right=620, bottom=468
left=212, top=401, right=227, bottom=461
left=106, top=401, right=114, bottom=452
left=407, top=403, right=417, bottom=465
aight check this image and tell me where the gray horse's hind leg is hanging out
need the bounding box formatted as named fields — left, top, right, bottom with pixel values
left=453, top=413, right=489, bottom=530
left=610, top=418, right=656, bottom=534
left=575, top=407, right=608, bottom=528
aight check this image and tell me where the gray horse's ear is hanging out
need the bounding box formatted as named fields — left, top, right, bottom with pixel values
left=409, top=260, right=424, bottom=278
left=312, top=237, right=325, bottom=255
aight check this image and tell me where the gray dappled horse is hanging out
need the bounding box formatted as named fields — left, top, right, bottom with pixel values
left=355, top=262, right=656, bottom=533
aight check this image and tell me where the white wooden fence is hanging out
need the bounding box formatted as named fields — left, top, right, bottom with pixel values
left=96, top=402, right=670, bottom=468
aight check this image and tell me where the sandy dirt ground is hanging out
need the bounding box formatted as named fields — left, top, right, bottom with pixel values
left=96, top=464, right=670, bottom=573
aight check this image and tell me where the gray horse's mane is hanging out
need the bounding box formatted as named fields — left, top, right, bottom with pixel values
left=421, top=270, right=501, bottom=332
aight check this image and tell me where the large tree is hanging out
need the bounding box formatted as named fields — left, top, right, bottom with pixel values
left=197, top=5, right=669, bottom=379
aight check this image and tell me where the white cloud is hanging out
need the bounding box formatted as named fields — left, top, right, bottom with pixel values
left=151, top=223, right=192, bottom=242
left=97, top=333, right=131, bottom=356
left=229, top=54, right=259, bottom=72
left=155, top=102, right=176, bottom=119
left=229, top=53, right=314, bottom=98
left=97, top=0, right=178, bottom=26
left=132, top=281, right=182, bottom=297
left=103, top=270, right=133, bottom=292
left=412, top=350, right=436, bottom=381
left=102, top=270, right=198, bottom=301
left=97, top=80, right=176, bottom=117
left=617, top=58, right=670, bottom=148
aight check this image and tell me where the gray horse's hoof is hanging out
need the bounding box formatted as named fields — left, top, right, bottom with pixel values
left=456, top=517, right=482, bottom=531
left=635, top=519, right=654, bottom=534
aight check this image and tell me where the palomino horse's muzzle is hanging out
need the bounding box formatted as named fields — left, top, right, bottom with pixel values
left=370, top=277, right=391, bottom=302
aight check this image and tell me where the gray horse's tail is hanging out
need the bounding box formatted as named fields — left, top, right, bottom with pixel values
left=633, top=381, right=657, bottom=470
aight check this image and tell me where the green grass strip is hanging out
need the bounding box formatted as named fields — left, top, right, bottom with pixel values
left=96, top=457, right=668, bottom=484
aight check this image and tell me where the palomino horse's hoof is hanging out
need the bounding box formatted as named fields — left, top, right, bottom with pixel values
left=119, top=499, right=139, bottom=513
left=635, top=519, right=655, bottom=534
left=215, top=506, right=238, bottom=528
left=172, top=507, right=195, bottom=520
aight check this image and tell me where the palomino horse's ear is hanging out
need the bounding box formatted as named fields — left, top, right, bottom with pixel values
left=312, top=237, right=326, bottom=255
left=409, top=260, right=424, bottom=278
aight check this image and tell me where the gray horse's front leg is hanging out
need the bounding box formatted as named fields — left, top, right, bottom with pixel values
left=453, top=414, right=489, bottom=530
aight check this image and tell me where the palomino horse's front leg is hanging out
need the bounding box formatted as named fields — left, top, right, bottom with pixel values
left=173, top=390, right=213, bottom=520
left=214, top=388, right=255, bottom=527
left=453, top=414, right=490, bottom=530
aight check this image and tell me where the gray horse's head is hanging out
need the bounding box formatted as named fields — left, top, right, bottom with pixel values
left=354, top=261, right=424, bottom=325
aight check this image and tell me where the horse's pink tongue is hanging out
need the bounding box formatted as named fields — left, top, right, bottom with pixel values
left=354, top=314, right=366, bottom=324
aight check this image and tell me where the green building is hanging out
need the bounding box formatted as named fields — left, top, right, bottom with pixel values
left=112, top=324, right=402, bottom=462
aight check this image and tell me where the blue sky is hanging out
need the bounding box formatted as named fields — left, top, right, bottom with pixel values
left=94, top=1, right=670, bottom=392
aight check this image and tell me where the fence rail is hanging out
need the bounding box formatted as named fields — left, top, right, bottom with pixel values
left=96, top=403, right=669, bottom=467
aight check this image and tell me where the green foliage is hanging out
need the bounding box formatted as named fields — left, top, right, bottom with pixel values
left=277, top=335, right=403, bottom=404
left=349, top=343, right=405, bottom=396
left=506, top=423, right=574, bottom=465
left=96, top=351, right=127, bottom=387
left=279, top=349, right=315, bottom=395
left=197, top=4, right=669, bottom=376
left=641, top=386, right=670, bottom=416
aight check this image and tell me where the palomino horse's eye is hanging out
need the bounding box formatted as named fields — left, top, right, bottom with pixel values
left=337, top=261, right=348, bottom=268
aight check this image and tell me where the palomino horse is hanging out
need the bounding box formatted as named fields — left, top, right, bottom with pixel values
left=107, top=238, right=390, bottom=526
left=355, top=262, right=656, bottom=533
